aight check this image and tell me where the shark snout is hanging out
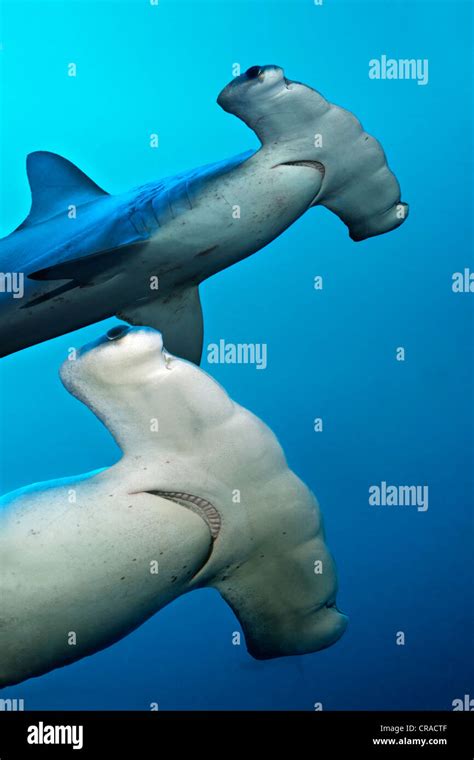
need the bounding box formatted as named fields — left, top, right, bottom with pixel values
left=78, top=325, right=163, bottom=356
left=60, top=325, right=180, bottom=401
left=217, top=64, right=287, bottom=113
left=65, top=326, right=168, bottom=385
left=245, top=65, right=264, bottom=80
left=244, top=64, right=283, bottom=83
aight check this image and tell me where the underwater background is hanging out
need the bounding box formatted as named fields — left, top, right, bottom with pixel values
left=0, top=0, right=472, bottom=710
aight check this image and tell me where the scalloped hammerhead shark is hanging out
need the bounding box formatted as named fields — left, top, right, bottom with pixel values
left=0, top=65, right=408, bottom=362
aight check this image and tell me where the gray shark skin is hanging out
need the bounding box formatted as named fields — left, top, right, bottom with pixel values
left=0, top=65, right=408, bottom=363
left=0, top=326, right=347, bottom=686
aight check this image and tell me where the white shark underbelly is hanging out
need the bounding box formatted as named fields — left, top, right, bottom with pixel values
left=0, top=327, right=347, bottom=685
left=0, top=474, right=212, bottom=687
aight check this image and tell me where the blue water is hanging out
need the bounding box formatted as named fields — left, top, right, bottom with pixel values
left=0, top=0, right=472, bottom=710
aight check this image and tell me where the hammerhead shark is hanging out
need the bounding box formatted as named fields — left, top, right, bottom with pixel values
left=0, top=65, right=408, bottom=362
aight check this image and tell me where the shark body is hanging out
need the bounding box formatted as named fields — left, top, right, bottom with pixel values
left=0, top=325, right=347, bottom=685
left=0, top=65, right=408, bottom=362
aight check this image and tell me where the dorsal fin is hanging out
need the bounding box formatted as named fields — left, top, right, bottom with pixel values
left=17, top=151, right=109, bottom=230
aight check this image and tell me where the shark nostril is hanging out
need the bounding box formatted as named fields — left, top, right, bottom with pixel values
left=106, top=325, right=130, bottom=341
left=246, top=66, right=263, bottom=80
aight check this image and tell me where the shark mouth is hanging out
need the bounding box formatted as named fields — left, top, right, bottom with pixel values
left=148, top=491, right=221, bottom=539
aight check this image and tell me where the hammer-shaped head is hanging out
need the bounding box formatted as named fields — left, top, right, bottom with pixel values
left=218, top=65, right=408, bottom=241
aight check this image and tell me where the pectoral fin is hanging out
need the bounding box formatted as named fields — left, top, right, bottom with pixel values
left=118, top=286, right=204, bottom=364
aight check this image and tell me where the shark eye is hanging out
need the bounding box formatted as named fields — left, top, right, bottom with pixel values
left=106, top=325, right=130, bottom=341
left=246, top=66, right=263, bottom=81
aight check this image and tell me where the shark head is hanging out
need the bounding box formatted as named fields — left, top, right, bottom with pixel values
left=65, top=324, right=166, bottom=383
left=217, top=64, right=292, bottom=127
left=218, top=65, right=409, bottom=241
left=60, top=325, right=347, bottom=660
left=60, top=325, right=234, bottom=457
left=217, top=64, right=340, bottom=143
